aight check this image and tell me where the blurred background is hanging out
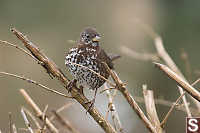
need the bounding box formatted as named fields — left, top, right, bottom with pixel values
left=1, top=0, right=200, bottom=132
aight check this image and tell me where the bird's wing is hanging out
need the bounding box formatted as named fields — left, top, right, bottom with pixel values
left=97, top=48, right=114, bottom=69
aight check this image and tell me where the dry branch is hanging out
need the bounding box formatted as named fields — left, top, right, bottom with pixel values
left=154, top=63, right=200, bottom=102
left=10, top=28, right=116, bottom=133
left=103, top=63, right=157, bottom=133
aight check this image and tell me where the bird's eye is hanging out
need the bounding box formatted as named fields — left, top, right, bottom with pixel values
left=86, top=34, right=90, bottom=38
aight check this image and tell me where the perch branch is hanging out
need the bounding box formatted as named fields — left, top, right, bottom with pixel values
left=10, top=28, right=116, bottom=133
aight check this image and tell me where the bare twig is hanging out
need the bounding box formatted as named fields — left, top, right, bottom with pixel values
left=0, top=40, right=39, bottom=63
left=50, top=103, right=74, bottom=121
left=0, top=72, right=71, bottom=98
left=40, top=105, right=48, bottom=132
left=20, top=89, right=59, bottom=133
left=104, top=83, right=124, bottom=133
left=121, top=46, right=160, bottom=62
left=103, top=62, right=157, bottom=133
left=143, top=85, right=163, bottom=133
left=160, top=92, right=186, bottom=127
left=191, top=78, right=200, bottom=86
left=21, top=108, right=34, bottom=133
left=42, top=105, right=49, bottom=121
left=154, top=63, right=200, bottom=102
left=10, top=27, right=117, bottom=133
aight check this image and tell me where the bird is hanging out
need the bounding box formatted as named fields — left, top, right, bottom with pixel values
left=65, top=27, right=119, bottom=109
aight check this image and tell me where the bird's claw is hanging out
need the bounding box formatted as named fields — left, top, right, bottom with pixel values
left=66, top=79, right=77, bottom=93
left=85, top=99, right=95, bottom=114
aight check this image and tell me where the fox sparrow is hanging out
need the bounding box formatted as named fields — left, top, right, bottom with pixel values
left=65, top=27, right=116, bottom=109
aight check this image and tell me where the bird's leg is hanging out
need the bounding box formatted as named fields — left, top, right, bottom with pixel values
left=66, top=79, right=77, bottom=93
left=85, top=88, right=98, bottom=113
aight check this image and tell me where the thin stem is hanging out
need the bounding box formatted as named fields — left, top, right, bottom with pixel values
left=0, top=72, right=71, bottom=98
left=160, top=92, right=186, bottom=127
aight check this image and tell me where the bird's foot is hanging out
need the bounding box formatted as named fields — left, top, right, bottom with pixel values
left=85, top=98, right=95, bottom=114
left=66, top=79, right=77, bottom=93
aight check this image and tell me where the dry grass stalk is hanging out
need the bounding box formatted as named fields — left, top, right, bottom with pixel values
left=20, top=89, right=59, bottom=133
left=21, top=108, right=34, bottom=133
left=52, top=110, right=79, bottom=133
left=22, top=107, right=42, bottom=130
left=142, top=85, right=163, bottom=133
left=104, top=83, right=124, bottom=133
left=12, top=124, right=17, bottom=133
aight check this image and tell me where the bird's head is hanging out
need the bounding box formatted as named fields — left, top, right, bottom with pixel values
left=80, top=27, right=101, bottom=47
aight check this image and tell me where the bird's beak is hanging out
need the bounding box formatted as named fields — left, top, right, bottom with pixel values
left=92, top=35, right=101, bottom=42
